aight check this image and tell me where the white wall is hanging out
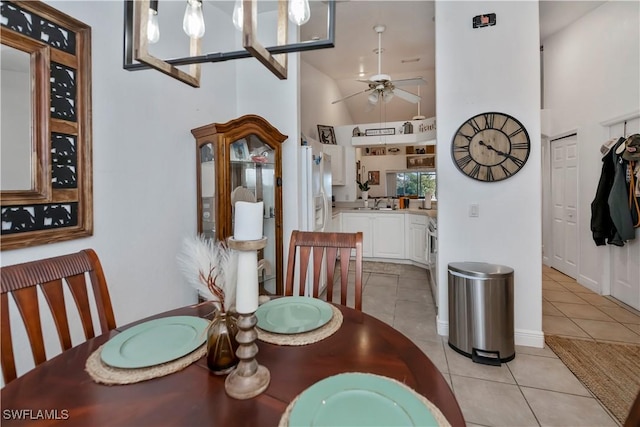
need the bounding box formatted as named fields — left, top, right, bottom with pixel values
left=300, top=61, right=355, bottom=202
left=541, top=1, right=640, bottom=293
left=300, top=61, right=354, bottom=140
left=435, top=1, right=543, bottom=347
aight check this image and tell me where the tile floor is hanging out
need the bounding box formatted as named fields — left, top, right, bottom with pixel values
left=335, top=262, right=640, bottom=426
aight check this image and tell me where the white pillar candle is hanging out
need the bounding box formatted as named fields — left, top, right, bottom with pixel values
left=235, top=251, right=259, bottom=313
left=234, top=201, right=264, bottom=240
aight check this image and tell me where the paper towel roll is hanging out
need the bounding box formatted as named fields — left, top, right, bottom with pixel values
left=233, top=201, right=264, bottom=240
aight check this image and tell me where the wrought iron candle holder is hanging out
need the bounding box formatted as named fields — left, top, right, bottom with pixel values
left=224, top=237, right=270, bottom=399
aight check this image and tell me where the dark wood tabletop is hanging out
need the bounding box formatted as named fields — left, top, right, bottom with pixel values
left=1, top=303, right=465, bottom=426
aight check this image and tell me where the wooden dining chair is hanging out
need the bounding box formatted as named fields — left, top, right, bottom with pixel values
left=1, top=249, right=116, bottom=384
left=284, top=231, right=364, bottom=311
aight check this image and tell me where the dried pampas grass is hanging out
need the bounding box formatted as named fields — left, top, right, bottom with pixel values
left=178, top=236, right=237, bottom=312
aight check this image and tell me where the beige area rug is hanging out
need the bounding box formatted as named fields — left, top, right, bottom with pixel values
left=348, top=260, right=402, bottom=275
left=545, top=335, right=640, bottom=423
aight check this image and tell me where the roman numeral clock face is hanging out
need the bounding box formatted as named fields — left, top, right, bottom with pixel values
left=451, top=112, right=531, bottom=182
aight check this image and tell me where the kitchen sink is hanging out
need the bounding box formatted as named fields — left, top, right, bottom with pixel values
left=350, top=207, right=396, bottom=211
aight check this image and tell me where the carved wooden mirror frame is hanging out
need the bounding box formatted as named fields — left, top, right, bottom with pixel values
left=1, top=0, right=93, bottom=250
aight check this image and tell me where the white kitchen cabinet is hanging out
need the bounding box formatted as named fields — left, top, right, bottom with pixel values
left=341, top=212, right=405, bottom=259
left=373, top=214, right=405, bottom=259
left=406, top=214, right=428, bottom=265
left=322, top=144, right=345, bottom=185
left=341, top=213, right=373, bottom=257
left=330, top=212, right=341, bottom=232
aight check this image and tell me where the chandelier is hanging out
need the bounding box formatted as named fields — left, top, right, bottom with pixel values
left=124, top=0, right=336, bottom=87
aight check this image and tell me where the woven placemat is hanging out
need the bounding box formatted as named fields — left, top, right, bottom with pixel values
left=257, top=304, right=343, bottom=346
left=85, top=344, right=206, bottom=385
left=278, top=373, right=451, bottom=427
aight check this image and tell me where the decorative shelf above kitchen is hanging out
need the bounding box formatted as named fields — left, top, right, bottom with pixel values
left=351, top=117, right=436, bottom=146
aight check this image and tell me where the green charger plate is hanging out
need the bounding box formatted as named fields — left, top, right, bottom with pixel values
left=289, top=373, right=439, bottom=426
left=256, top=297, right=333, bottom=334
left=101, top=316, right=209, bottom=368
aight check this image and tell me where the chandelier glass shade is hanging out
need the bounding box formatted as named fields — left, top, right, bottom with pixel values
left=182, top=0, right=205, bottom=39
left=147, top=4, right=160, bottom=44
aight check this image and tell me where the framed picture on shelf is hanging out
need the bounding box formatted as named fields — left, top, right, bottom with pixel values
left=406, top=155, right=435, bottom=169
left=368, top=171, right=380, bottom=185
left=230, top=140, right=250, bottom=161
left=317, top=124, right=336, bottom=145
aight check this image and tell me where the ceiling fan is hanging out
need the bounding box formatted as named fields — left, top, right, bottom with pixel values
left=332, top=24, right=426, bottom=106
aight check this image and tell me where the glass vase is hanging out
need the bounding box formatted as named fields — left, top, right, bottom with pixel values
left=206, top=311, right=239, bottom=375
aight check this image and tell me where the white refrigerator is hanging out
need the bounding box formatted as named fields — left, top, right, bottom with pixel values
left=298, top=140, right=332, bottom=295
left=300, top=140, right=332, bottom=234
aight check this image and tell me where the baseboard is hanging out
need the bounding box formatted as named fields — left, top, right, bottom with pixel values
left=436, top=315, right=448, bottom=336
left=515, top=329, right=545, bottom=348
left=435, top=319, right=544, bottom=349
left=578, top=274, right=600, bottom=294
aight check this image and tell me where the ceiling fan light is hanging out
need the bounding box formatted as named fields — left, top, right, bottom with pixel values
left=383, top=91, right=394, bottom=103
left=368, top=92, right=379, bottom=104
left=288, top=0, right=310, bottom=26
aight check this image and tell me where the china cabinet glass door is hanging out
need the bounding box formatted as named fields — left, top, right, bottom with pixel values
left=229, top=136, right=276, bottom=290
left=191, top=115, right=286, bottom=295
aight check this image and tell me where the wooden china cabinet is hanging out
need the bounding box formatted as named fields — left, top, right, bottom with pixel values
left=191, top=115, right=287, bottom=295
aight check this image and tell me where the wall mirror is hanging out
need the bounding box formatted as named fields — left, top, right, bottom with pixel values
left=1, top=29, right=49, bottom=199
left=0, top=1, right=93, bottom=250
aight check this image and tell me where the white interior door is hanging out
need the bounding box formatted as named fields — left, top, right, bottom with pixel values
left=551, top=134, right=578, bottom=278
left=541, top=136, right=551, bottom=266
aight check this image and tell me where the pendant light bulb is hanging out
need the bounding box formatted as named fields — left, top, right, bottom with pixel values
left=232, top=0, right=243, bottom=31
left=183, top=0, right=205, bottom=39
left=368, top=92, right=379, bottom=104
left=147, top=8, right=160, bottom=44
left=288, top=0, right=310, bottom=26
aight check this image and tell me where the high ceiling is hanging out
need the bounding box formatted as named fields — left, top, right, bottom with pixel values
left=301, top=0, right=606, bottom=125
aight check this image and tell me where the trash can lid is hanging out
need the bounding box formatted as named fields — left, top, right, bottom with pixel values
left=448, top=262, right=513, bottom=278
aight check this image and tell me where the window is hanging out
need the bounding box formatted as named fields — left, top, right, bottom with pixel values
left=395, top=172, right=436, bottom=199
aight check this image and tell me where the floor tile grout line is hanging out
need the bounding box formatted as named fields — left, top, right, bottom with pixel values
left=505, top=362, right=543, bottom=427
left=544, top=274, right=640, bottom=344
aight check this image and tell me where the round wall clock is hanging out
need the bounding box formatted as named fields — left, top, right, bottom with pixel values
left=451, top=112, right=531, bottom=182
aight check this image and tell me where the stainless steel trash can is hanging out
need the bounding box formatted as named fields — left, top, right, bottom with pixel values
left=448, top=262, right=514, bottom=365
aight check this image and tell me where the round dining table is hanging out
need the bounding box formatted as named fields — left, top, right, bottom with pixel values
left=1, top=302, right=465, bottom=426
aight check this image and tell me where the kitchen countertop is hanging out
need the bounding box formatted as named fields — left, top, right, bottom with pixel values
left=334, top=207, right=437, bottom=218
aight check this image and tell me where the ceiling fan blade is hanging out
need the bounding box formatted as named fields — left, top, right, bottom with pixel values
left=392, top=88, right=421, bottom=104
left=392, top=77, right=427, bottom=87
left=331, top=88, right=373, bottom=104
